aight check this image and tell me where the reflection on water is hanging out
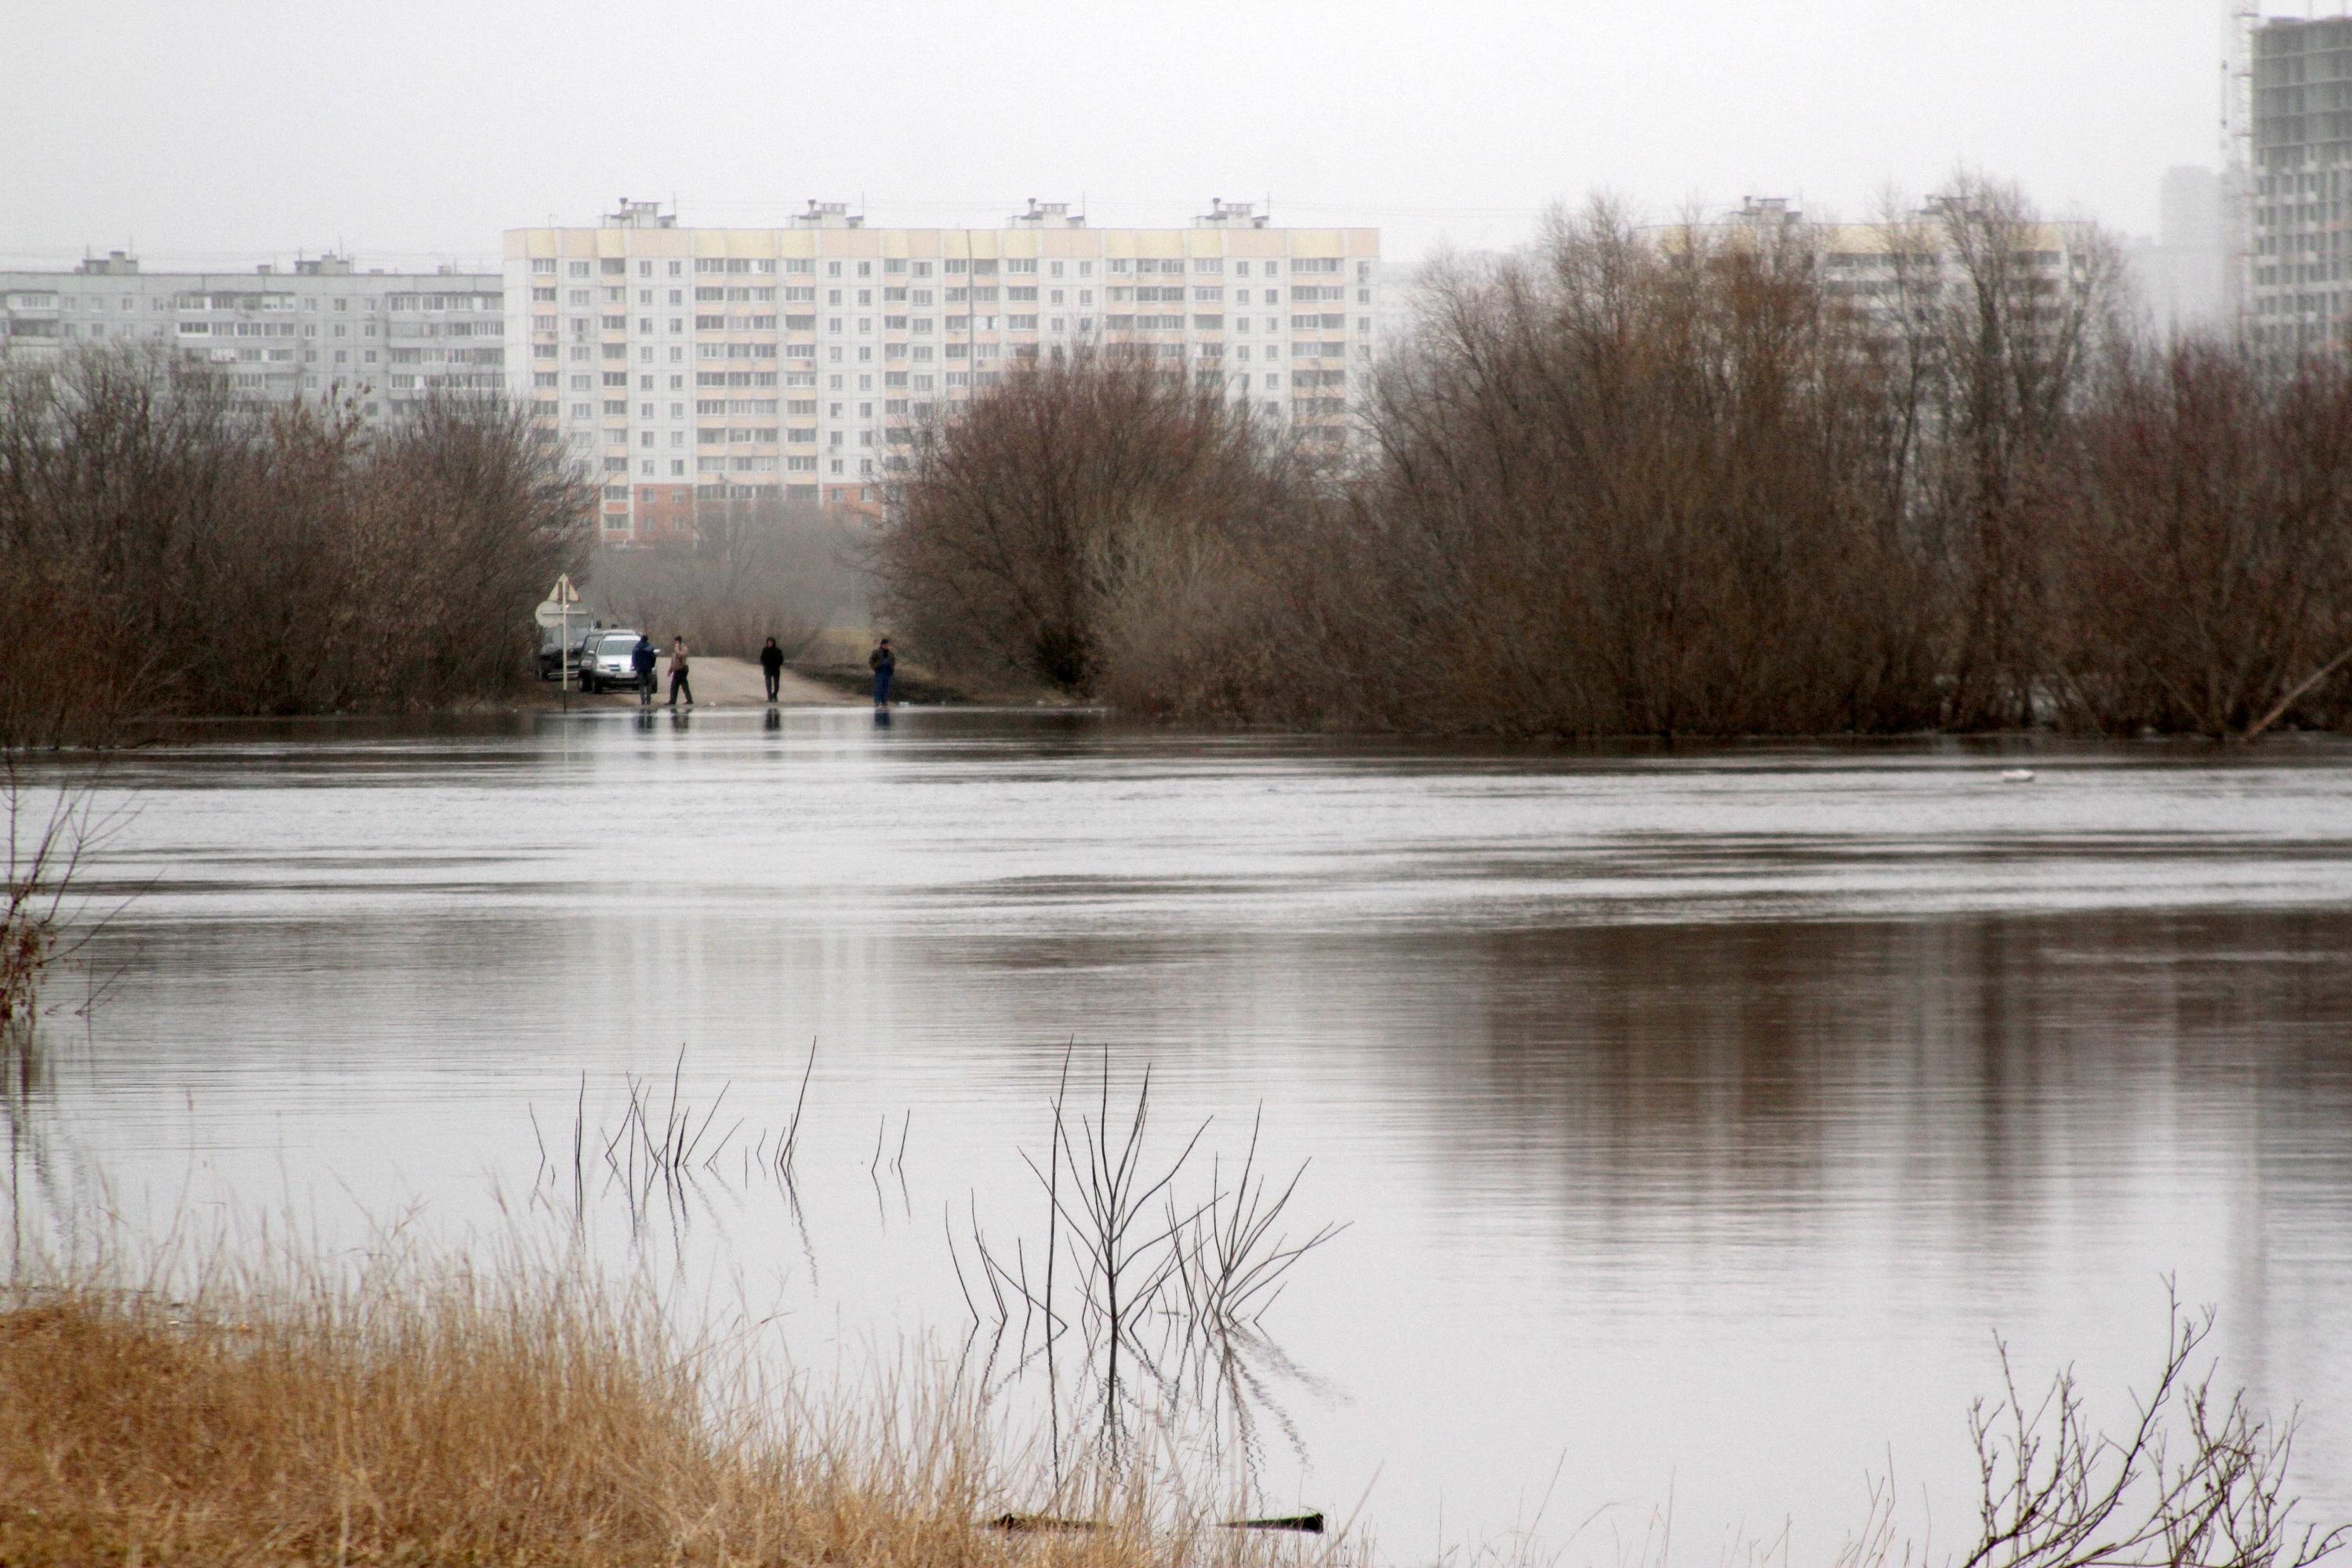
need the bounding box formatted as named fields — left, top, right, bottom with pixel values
left=11, top=711, right=2352, bottom=1558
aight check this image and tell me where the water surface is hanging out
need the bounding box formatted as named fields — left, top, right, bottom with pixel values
left=14, top=711, right=2352, bottom=1560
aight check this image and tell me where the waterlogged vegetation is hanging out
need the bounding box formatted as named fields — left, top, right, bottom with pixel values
left=879, top=180, right=2352, bottom=739
left=0, top=1234, right=1291, bottom=1568
left=7, top=1019, right=2345, bottom=1568
left=0, top=348, right=589, bottom=743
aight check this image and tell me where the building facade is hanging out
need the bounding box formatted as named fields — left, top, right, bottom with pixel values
left=0, top=252, right=503, bottom=424
left=504, top=199, right=1380, bottom=545
left=1717, top=195, right=2107, bottom=329
left=2249, top=15, right=2352, bottom=353
left=2127, top=166, right=2234, bottom=339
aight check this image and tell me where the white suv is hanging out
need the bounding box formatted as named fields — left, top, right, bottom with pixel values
left=577, top=630, right=652, bottom=695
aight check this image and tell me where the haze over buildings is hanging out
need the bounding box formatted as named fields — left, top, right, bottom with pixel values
left=0, top=252, right=502, bottom=427
left=0, top=2, right=2231, bottom=279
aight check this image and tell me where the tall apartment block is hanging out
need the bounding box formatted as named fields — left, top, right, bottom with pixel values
left=505, top=199, right=1380, bottom=545
left=0, top=252, right=503, bottom=424
left=1721, top=196, right=2105, bottom=321
left=2249, top=16, right=2352, bottom=352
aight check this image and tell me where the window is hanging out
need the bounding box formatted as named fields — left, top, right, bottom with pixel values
left=532, top=259, right=556, bottom=274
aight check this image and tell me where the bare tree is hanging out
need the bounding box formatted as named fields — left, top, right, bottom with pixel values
left=876, top=349, right=1298, bottom=698
left=2040, top=338, right=2352, bottom=736
left=0, top=351, right=591, bottom=721
left=1877, top=174, right=2128, bottom=727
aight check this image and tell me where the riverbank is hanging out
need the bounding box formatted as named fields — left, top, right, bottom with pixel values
left=0, top=1246, right=1258, bottom=1568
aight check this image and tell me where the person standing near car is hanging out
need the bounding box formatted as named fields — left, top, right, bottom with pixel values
left=631, top=633, right=658, bottom=706
left=668, top=635, right=694, bottom=709
left=759, top=637, right=785, bottom=703
left=868, top=637, right=895, bottom=709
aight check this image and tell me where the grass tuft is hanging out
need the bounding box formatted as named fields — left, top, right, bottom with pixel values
left=0, top=1236, right=1316, bottom=1568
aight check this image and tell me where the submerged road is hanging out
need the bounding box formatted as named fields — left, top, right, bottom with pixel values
left=575, top=654, right=859, bottom=707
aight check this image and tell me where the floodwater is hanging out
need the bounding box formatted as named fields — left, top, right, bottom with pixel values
left=12, top=709, right=2352, bottom=1561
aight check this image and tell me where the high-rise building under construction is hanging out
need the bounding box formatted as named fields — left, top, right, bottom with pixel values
left=2249, top=15, right=2352, bottom=351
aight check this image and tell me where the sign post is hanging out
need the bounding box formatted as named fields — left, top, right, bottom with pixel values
left=537, top=574, right=583, bottom=710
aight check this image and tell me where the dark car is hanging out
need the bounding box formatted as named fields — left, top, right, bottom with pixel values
left=537, top=629, right=597, bottom=682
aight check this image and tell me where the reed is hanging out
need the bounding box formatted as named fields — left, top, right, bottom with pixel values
left=0, top=1229, right=1334, bottom=1568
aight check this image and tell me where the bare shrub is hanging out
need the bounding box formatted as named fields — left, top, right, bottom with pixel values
left=593, top=495, right=867, bottom=658
left=877, top=350, right=1299, bottom=698
left=1838, top=1290, right=2348, bottom=1568
left=2039, top=339, right=2352, bottom=737
left=1337, top=200, right=1947, bottom=736
left=0, top=349, right=591, bottom=722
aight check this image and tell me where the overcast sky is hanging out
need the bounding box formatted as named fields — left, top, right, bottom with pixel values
left=0, top=1, right=2277, bottom=274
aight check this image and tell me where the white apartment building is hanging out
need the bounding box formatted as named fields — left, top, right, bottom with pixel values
left=0, top=252, right=503, bottom=425
left=1719, top=195, right=2107, bottom=324
left=506, top=199, right=1380, bottom=545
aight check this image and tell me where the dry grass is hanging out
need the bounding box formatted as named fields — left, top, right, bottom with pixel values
left=0, top=1236, right=1306, bottom=1568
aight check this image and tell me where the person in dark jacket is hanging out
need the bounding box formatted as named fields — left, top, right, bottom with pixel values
left=868, top=637, right=895, bottom=708
left=759, top=637, right=785, bottom=703
left=630, top=634, right=659, bottom=706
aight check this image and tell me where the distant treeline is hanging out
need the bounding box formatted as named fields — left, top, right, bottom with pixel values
left=0, top=348, right=590, bottom=746
left=878, top=178, right=2352, bottom=739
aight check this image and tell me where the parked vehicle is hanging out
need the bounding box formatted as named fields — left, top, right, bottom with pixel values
left=537, top=630, right=597, bottom=682
left=576, top=630, right=652, bottom=695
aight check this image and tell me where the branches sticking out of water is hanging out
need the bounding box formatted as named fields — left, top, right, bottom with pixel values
left=1953, top=1284, right=2345, bottom=1568
left=765, top=1038, right=816, bottom=1185
left=528, top=1044, right=831, bottom=1245
left=1168, top=1112, right=1344, bottom=1345
left=1837, top=1282, right=2350, bottom=1568
left=956, top=1047, right=1346, bottom=1482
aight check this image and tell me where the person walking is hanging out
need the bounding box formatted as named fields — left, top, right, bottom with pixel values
left=868, top=637, right=896, bottom=709
left=667, top=635, right=695, bottom=709
left=759, top=636, right=785, bottom=703
left=631, top=633, right=658, bottom=706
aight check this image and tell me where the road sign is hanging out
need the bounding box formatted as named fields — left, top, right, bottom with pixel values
left=533, top=600, right=572, bottom=630
left=548, top=573, right=581, bottom=605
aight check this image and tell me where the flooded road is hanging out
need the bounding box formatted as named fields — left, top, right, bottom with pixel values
left=13, top=709, right=2352, bottom=1559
